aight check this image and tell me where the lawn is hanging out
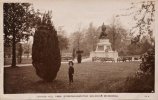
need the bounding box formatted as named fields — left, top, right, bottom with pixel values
left=4, top=58, right=32, bottom=65
left=4, top=62, right=140, bottom=93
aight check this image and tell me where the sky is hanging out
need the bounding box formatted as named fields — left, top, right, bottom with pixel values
left=33, top=0, right=137, bottom=35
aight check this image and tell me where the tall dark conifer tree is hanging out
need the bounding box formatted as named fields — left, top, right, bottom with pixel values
left=32, top=11, right=61, bottom=82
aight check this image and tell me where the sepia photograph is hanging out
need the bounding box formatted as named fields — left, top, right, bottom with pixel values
left=0, top=0, right=158, bottom=99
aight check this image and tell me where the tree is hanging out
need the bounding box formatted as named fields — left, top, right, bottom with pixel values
left=109, top=16, right=118, bottom=51
left=129, top=1, right=155, bottom=44
left=123, top=1, right=155, bottom=92
left=76, top=23, right=99, bottom=56
left=32, top=11, right=61, bottom=82
left=85, top=23, right=99, bottom=51
left=23, top=39, right=33, bottom=58
left=3, top=3, right=39, bottom=67
left=57, top=26, right=69, bottom=52
left=17, top=43, right=23, bottom=63
left=127, top=36, right=153, bottom=55
left=72, top=48, right=76, bottom=60
left=132, top=1, right=155, bottom=76
left=107, top=16, right=130, bottom=53
left=58, top=34, right=69, bottom=52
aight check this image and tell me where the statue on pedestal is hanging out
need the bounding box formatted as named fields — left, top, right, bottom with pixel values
left=90, top=23, right=118, bottom=62
left=99, top=23, right=108, bottom=39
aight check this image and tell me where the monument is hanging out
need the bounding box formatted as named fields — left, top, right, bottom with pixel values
left=90, top=23, right=118, bottom=62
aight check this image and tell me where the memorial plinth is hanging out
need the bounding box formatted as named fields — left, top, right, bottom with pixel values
left=90, top=23, right=118, bottom=62
left=90, top=39, right=118, bottom=59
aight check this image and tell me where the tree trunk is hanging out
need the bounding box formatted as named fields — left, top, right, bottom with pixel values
left=112, top=29, right=116, bottom=51
left=11, top=32, right=16, bottom=67
left=72, top=48, right=76, bottom=60
left=11, top=4, right=17, bottom=68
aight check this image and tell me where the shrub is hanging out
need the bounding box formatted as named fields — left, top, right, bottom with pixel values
left=77, top=54, right=82, bottom=63
left=124, top=47, right=155, bottom=92
left=124, top=71, right=154, bottom=92
left=32, top=12, right=61, bottom=82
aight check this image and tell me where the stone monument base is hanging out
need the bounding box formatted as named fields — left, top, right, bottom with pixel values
left=90, top=51, right=118, bottom=62
left=90, top=39, right=118, bottom=62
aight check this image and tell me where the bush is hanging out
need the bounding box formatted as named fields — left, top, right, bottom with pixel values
left=124, top=47, right=155, bottom=92
left=32, top=12, right=61, bottom=82
left=77, top=54, right=82, bottom=63
left=140, top=48, right=155, bottom=74
left=124, top=71, right=154, bottom=92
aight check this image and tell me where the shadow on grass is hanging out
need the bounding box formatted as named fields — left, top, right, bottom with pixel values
left=33, top=79, right=66, bottom=86
left=4, top=67, right=68, bottom=93
left=24, top=79, right=70, bottom=93
left=4, top=62, right=140, bottom=93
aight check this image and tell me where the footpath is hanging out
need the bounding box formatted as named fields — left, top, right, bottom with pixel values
left=4, top=57, right=92, bottom=67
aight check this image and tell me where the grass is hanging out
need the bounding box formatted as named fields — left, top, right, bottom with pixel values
left=4, top=62, right=140, bottom=93
left=4, top=58, right=32, bottom=65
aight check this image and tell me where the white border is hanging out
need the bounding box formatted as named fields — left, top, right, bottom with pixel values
left=0, top=0, right=158, bottom=100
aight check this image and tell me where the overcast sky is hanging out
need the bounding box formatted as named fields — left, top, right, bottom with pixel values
left=33, top=0, right=136, bottom=35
